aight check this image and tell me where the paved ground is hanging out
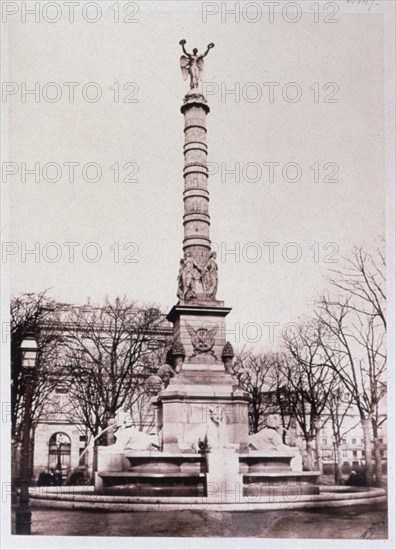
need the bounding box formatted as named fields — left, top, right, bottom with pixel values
left=12, top=504, right=388, bottom=539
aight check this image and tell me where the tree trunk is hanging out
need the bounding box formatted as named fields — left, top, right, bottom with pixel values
left=92, top=441, right=99, bottom=475
left=314, top=420, right=323, bottom=474
left=373, top=438, right=383, bottom=486
left=11, top=438, right=18, bottom=483
left=106, top=415, right=117, bottom=446
left=305, top=440, right=314, bottom=470
left=16, top=441, right=22, bottom=481
left=361, top=417, right=374, bottom=485
left=334, top=442, right=343, bottom=485
left=371, top=420, right=383, bottom=486
left=373, top=434, right=382, bottom=487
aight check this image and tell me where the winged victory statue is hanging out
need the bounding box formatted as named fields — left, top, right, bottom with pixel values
left=179, top=39, right=215, bottom=90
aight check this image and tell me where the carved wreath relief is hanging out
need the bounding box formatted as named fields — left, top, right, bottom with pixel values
left=186, top=323, right=218, bottom=360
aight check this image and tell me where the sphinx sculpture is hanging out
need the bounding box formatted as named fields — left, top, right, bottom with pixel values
left=249, top=426, right=302, bottom=472
left=178, top=406, right=228, bottom=452
left=249, top=427, right=290, bottom=451
left=108, top=421, right=160, bottom=452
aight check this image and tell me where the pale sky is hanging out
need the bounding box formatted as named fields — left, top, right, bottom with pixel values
left=3, top=1, right=387, bottom=351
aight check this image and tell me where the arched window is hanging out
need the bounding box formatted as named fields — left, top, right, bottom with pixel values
left=48, top=432, right=71, bottom=480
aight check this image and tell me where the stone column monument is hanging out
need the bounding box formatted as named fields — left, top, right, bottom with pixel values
left=154, top=42, right=250, bottom=476
left=95, top=43, right=314, bottom=501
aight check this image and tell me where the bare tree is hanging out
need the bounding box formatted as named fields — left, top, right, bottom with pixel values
left=124, top=339, right=171, bottom=433
left=128, top=392, right=156, bottom=433
left=316, top=241, right=386, bottom=485
left=281, top=321, right=338, bottom=473
left=324, top=384, right=356, bottom=484
left=234, top=350, right=278, bottom=434
left=328, top=243, right=386, bottom=329
left=267, top=361, right=295, bottom=445
left=316, top=296, right=386, bottom=485
left=63, top=296, right=167, bottom=452
left=10, top=291, right=66, bottom=442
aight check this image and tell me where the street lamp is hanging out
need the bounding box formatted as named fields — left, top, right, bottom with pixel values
left=55, top=433, right=65, bottom=477
left=15, top=333, right=38, bottom=535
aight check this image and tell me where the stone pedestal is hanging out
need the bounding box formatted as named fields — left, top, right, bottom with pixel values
left=97, top=448, right=125, bottom=473
left=167, top=303, right=231, bottom=364
left=206, top=449, right=243, bottom=503
left=154, top=362, right=250, bottom=454
left=163, top=275, right=250, bottom=453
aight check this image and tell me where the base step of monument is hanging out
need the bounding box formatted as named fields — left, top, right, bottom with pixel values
left=124, top=452, right=205, bottom=474
left=242, top=470, right=320, bottom=496
left=239, top=452, right=299, bottom=473
left=99, top=471, right=205, bottom=478
left=96, top=471, right=206, bottom=497
left=243, top=471, right=320, bottom=479
left=243, top=481, right=320, bottom=497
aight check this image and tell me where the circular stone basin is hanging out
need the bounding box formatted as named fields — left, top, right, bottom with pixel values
left=29, top=485, right=387, bottom=512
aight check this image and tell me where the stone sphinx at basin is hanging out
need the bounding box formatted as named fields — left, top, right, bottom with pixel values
left=111, top=424, right=160, bottom=452
left=248, top=427, right=303, bottom=472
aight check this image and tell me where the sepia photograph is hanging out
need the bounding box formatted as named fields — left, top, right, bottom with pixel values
left=0, top=1, right=395, bottom=548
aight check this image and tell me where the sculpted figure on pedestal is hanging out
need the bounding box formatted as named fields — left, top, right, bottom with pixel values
left=107, top=421, right=159, bottom=451
left=177, top=250, right=219, bottom=302
left=179, top=39, right=215, bottom=90
left=205, top=406, right=227, bottom=449
left=203, top=251, right=218, bottom=300
left=249, top=427, right=289, bottom=452
left=177, top=251, right=202, bottom=301
left=249, top=425, right=303, bottom=472
left=178, top=406, right=227, bottom=452
left=177, top=259, right=185, bottom=300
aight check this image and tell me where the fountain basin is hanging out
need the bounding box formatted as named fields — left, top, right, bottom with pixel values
left=29, top=485, right=386, bottom=511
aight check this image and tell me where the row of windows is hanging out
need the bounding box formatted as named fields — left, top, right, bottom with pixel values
left=322, top=437, right=384, bottom=446
left=322, top=449, right=386, bottom=461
